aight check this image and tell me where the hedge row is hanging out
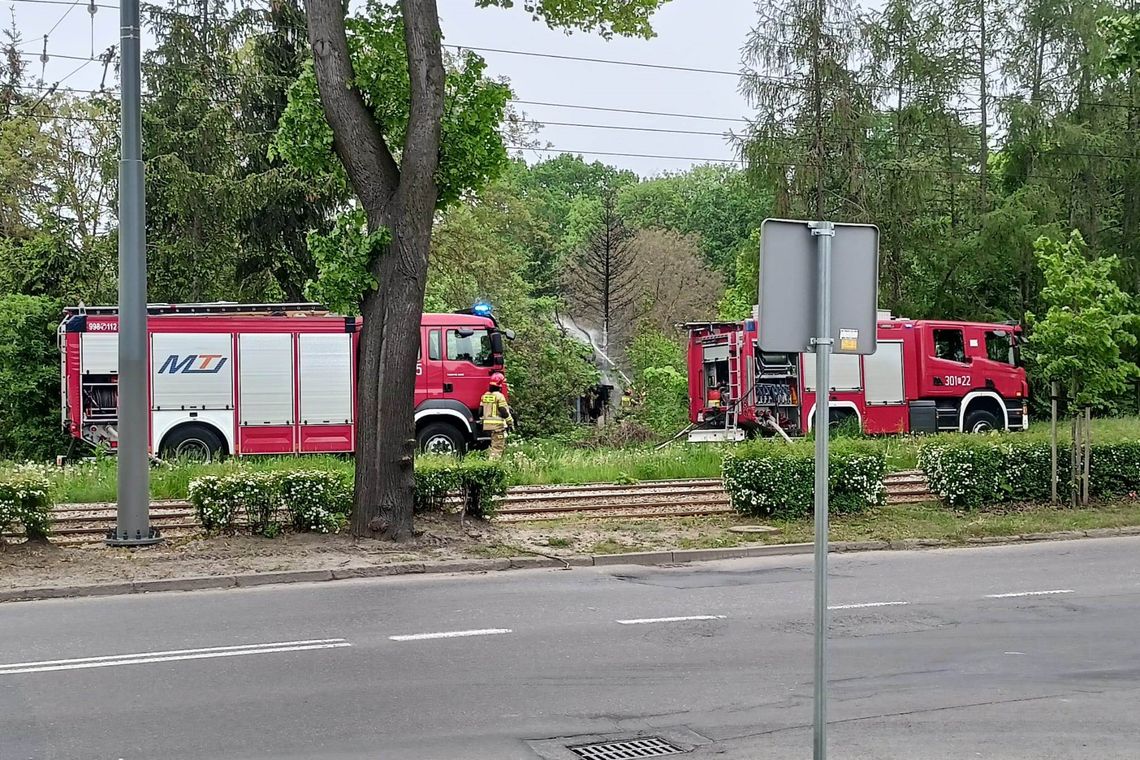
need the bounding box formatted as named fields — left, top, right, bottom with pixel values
left=0, top=470, right=52, bottom=540
left=189, top=470, right=353, bottom=536
left=415, top=456, right=507, bottom=518
left=187, top=457, right=509, bottom=536
left=722, top=440, right=887, bottom=519
left=919, top=437, right=1140, bottom=508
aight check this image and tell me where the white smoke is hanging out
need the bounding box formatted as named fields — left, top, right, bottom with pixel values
left=555, top=313, right=632, bottom=389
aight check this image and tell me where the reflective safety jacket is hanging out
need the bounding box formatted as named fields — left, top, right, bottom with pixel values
left=480, top=390, right=512, bottom=431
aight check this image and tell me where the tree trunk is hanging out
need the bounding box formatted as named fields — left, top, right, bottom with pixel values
left=305, top=0, right=444, bottom=539
left=351, top=220, right=431, bottom=539
left=977, top=0, right=989, bottom=209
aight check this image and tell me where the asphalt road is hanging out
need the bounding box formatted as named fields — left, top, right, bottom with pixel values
left=3, top=537, right=1140, bottom=760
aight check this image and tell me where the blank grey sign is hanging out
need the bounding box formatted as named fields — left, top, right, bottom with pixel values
left=757, top=219, right=879, bottom=355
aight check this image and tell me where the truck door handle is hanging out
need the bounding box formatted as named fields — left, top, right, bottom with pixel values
left=932, top=377, right=943, bottom=386
left=443, top=383, right=453, bottom=392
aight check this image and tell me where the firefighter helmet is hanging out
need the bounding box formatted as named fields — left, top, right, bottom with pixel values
left=490, top=372, right=506, bottom=386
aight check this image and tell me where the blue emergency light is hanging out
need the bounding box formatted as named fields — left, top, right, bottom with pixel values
left=473, top=300, right=493, bottom=317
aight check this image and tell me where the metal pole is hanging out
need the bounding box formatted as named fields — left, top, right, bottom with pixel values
left=108, top=0, right=160, bottom=546
left=809, top=220, right=834, bottom=760
left=1050, top=380, right=1058, bottom=504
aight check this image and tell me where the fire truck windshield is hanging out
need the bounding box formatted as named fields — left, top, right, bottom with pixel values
left=447, top=328, right=494, bottom=367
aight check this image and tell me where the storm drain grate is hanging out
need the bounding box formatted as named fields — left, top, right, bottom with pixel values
left=568, top=737, right=684, bottom=759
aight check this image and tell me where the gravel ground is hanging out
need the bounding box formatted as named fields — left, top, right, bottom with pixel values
left=0, top=513, right=762, bottom=592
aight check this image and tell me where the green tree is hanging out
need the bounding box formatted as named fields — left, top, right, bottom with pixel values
left=143, top=0, right=333, bottom=302
left=740, top=0, right=871, bottom=219
left=615, top=164, right=768, bottom=275
left=719, top=230, right=760, bottom=320
left=562, top=192, right=639, bottom=354
left=860, top=0, right=978, bottom=314
left=627, top=228, right=723, bottom=334
left=1027, top=230, right=1139, bottom=503
left=233, top=0, right=339, bottom=300
left=1101, top=12, right=1140, bottom=71
left=142, top=0, right=249, bottom=300
left=0, top=295, right=68, bottom=460
left=276, top=0, right=666, bottom=539
left=425, top=174, right=599, bottom=436
left=511, top=155, right=637, bottom=295
left=626, top=328, right=688, bottom=434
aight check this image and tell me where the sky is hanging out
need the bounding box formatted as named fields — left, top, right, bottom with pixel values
left=11, top=0, right=759, bottom=176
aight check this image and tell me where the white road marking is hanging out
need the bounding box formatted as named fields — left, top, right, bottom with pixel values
left=389, top=628, right=512, bottom=641
left=616, top=615, right=727, bottom=625
left=828, top=601, right=910, bottom=610
left=0, top=638, right=350, bottom=676
left=985, top=589, right=1074, bottom=599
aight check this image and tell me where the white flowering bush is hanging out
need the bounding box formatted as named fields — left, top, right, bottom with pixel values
left=919, top=438, right=1007, bottom=509
left=278, top=470, right=351, bottom=533
left=1089, top=441, right=1140, bottom=499
left=190, top=470, right=354, bottom=535
left=915, top=436, right=1140, bottom=508
left=1003, top=440, right=1054, bottom=502
left=188, top=472, right=281, bottom=536
left=0, top=471, right=52, bottom=540
left=187, top=475, right=234, bottom=533
left=722, top=440, right=885, bottom=519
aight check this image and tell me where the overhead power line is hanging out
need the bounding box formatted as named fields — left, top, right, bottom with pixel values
left=43, top=0, right=82, bottom=37
left=508, top=145, right=741, bottom=165
left=17, top=82, right=1140, bottom=162
left=20, top=51, right=104, bottom=63
left=8, top=0, right=115, bottom=7
left=450, top=44, right=743, bottom=78
left=519, top=119, right=729, bottom=138
left=18, top=44, right=1140, bottom=112
left=511, top=99, right=747, bottom=123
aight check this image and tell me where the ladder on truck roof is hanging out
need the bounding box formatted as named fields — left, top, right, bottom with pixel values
left=725, top=328, right=740, bottom=433
left=66, top=302, right=336, bottom=317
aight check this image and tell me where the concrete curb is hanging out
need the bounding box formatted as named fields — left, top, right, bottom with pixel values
left=3, top=526, right=1139, bottom=603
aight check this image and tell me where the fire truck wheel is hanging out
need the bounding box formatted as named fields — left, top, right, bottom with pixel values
left=417, top=421, right=467, bottom=456
left=160, top=424, right=225, bottom=462
left=963, top=408, right=1001, bottom=433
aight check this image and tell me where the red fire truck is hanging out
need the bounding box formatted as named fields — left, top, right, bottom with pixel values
left=60, top=302, right=511, bottom=459
left=686, top=310, right=1028, bottom=440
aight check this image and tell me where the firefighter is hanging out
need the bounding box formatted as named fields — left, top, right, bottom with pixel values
left=480, top=372, right=513, bottom=459
left=620, top=387, right=634, bottom=412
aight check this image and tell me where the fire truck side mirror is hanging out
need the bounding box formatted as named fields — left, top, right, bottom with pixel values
left=489, top=332, right=504, bottom=355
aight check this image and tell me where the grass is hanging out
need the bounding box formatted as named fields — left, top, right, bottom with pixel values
left=520, top=498, right=1140, bottom=555
left=8, top=455, right=353, bottom=504
left=499, top=440, right=729, bottom=486
left=5, top=415, right=1138, bottom=503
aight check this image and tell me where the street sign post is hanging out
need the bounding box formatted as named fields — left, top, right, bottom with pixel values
left=757, top=218, right=879, bottom=760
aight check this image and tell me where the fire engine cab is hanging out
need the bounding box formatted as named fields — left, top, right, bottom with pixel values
left=686, top=310, right=1028, bottom=440
left=60, top=302, right=511, bottom=459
